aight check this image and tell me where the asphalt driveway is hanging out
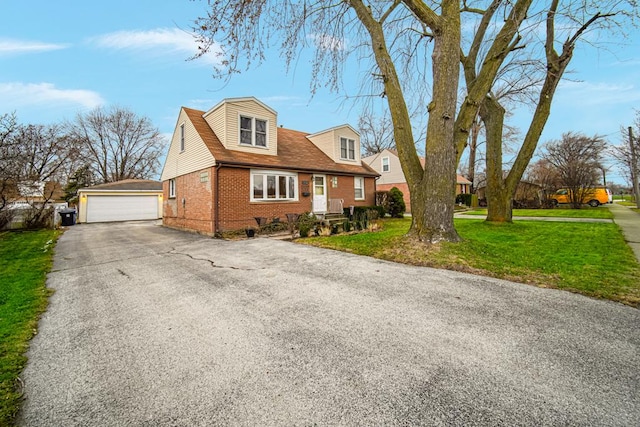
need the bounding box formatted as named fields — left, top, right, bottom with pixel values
left=18, top=221, right=640, bottom=426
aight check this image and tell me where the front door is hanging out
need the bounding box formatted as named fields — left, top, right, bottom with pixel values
left=312, top=175, right=327, bottom=214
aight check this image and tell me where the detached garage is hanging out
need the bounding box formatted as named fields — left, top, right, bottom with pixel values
left=77, top=179, right=163, bottom=223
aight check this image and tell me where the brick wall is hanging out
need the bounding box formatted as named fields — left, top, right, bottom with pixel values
left=163, top=167, right=215, bottom=235
left=217, top=168, right=313, bottom=231
left=164, top=167, right=379, bottom=234
left=326, top=175, right=376, bottom=209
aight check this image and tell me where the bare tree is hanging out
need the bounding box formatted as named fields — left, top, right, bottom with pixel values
left=14, top=124, right=71, bottom=183
left=358, top=111, right=395, bottom=156
left=0, top=113, right=19, bottom=213
left=192, top=1, right=637, bottom=242
left=67, top=106, right=164, bottom=183
left=460, top=1, right=635, bottom=222
left=542, top=132, right=606, bottom=209
left=612, top=114, right=640, bottom=206
left=525, top=158, right=562, bottom=205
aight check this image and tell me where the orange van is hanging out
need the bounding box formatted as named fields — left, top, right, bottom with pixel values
left=551, top=187, right=612, bottom=207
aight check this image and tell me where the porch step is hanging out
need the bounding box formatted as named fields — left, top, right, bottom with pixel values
left=322, top=213, right=347, bottom=225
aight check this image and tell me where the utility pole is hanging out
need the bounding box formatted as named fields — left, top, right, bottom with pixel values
left=629, top=127, right=640, bottom=209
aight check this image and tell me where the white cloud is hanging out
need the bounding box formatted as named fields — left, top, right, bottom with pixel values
left=557, top=80, right=640, bottom=107
left=0, top=82, right=105, bottom=109
left=90, top=28, right=224, bottom=66
left=309, top=34, right=347, bottom=51
left=0, top=38, right=68, bottom=55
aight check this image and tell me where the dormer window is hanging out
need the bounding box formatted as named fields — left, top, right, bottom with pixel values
left=340, top=137, right=355, bottom=160
left=382, top=156, right=390, bottom=172
left=240, top=115, right=267, bottom=147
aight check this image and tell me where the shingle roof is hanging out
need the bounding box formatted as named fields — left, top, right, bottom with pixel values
left=81, top=179, right=162, bottom=191
left=183, top=107, right=378, bottom=177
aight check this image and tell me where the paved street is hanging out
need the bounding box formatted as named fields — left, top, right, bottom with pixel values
left=18, top=221, right=640, bottom=426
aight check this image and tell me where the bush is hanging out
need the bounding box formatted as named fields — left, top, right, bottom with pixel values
left=296, top=212, right=318, bottom=238
left=455, top=193, right=473, bottom=206
left=0, top=209, right=15, bottom=230
left=22, top=206, right=54, bottom=230
left=343, top=205, right=385, bottom=219
left=375, top=191, right=390, bottom=215
left=388, top=187, right=406, bottom=218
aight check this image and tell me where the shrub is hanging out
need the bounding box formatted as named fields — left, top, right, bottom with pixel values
left=455, top=193, right=473, bottom=206
left=343, top=205, right=385, bottom=219
left=375, top=191, right=390, bottom=215
left=388, top=187, right=406, bottom=218
left=0, top=209, right=15, bottom=230
left=296, top=212, right=318, bottom=238
left=22, top=206, right=54, bottom=230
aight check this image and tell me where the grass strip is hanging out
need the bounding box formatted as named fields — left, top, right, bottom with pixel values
left=0, top=230, right=58, bottom=425
left=462, top=208, right=613, bottom=219
left=301, top=218, right=640, bottom=307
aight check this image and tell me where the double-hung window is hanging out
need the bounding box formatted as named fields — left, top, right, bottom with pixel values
left=240, top=115, right=268, bottom=147
left=251, top=170, right=298, bottom=201
left=354, top=176, right=364, bottom=200
left=382, top=156, right=390, bottom=172
left=340, top=137, right=355, bottom=160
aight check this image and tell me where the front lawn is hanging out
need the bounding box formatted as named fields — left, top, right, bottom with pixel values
left=0, top=230, right=58, bottom=425
left=301, top=218, right=640, bottom=307
left=463, top=207, right=613, bottom=219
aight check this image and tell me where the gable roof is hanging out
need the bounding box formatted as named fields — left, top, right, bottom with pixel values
left=80, top=179, right=162, bottom=191
left=183, top=107, right=378, bottom=177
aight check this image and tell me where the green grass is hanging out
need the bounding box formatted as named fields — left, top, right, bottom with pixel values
left=301, top=218, right=640, bottom=306
left=463, top=207, right=613, bottom=219
left=0, top=230, right=58, bottom=426
left=618, top=201, right=638, bottom=207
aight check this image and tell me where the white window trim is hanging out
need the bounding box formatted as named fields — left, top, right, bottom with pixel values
left=250, top=169, right=298, bottom=202
left=169, top=179, right=176, bottom=198
left=239, top=114, right=269, bottom=148
left=354, top=176, right=365, bottom=200
left=382, top=156, right=390, bottom=172
left=179, top=123, right=185, bottom=152
left=340, top=137, right=356, bottom=161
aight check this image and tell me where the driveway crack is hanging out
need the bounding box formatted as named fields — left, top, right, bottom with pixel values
left=168, top=249, right=262, bottom=271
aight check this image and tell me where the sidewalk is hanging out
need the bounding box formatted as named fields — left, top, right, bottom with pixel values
left=608, top=202, right=640, bottom=263
left=454, top=212, right=613, bottom=223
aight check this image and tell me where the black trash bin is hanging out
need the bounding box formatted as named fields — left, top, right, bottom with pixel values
left=59, top=208, right=76, bottom=226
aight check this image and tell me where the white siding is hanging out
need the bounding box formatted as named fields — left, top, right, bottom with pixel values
left=204, top=102, right=226, bottom=146
left=334, top=126, right=361, bottom=165
left=362, top=149, right=407, bottom=185
left=203, top=98, right=278, bottom=156
left=161, top=109, right=216, bottom=181
left=307, top=130, right=335, bottom=160
left=307, top=125, right=361, bottom=165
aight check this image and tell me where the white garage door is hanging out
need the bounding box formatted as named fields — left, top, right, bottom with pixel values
left=86, top=195, right=159, bottom=223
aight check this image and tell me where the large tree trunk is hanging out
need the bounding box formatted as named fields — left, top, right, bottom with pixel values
left=482, top=97, right=514, bottom=222
left=351, top=0, right=461, bottom=243
left=408, top=0, right=461, bottom=242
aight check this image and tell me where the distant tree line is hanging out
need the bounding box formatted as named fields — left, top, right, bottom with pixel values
left=0, top=107, right=165, bottom=228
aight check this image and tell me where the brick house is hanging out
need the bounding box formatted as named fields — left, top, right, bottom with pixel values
left=362, top=149, right=471, bottom=212
left=160, top=97, right=379, bottom=235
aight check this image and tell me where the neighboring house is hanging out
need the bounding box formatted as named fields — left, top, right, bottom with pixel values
left=160, top=97, right=379, bottom=235
left=77, top=179, right=163, bottom=223
left=363, top=149, right=472, bottom=212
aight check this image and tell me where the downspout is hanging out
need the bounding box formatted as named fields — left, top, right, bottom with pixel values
left=214, top=162, right=222, bottom=235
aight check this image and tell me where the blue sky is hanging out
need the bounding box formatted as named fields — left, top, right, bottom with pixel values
left=2, top=1, right=639, bottom=184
